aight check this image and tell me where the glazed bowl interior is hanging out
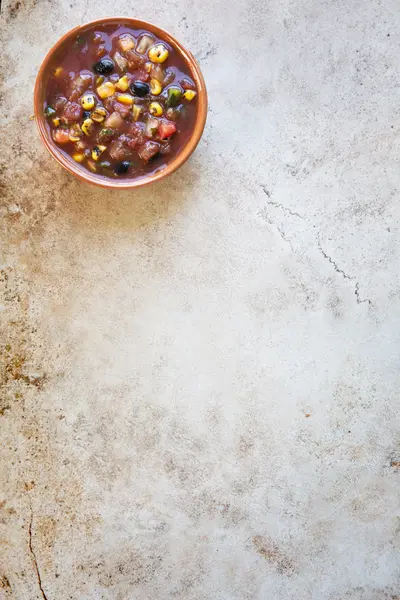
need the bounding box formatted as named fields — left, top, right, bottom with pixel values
left=34, top=17, right=207, bottom=189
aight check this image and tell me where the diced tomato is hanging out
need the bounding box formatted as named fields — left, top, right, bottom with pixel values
left=113, top=50, right=128, bottom=73
left=163, top=69, right=175, bottom=87
left=52, top=128, right=70, bottom=144
left=128, top=122, right=146, bottom=145
left=69, top=72, right=91, bottom=101
left=116, top=34, right=135, bottom=53
left=109, top=137, right=133, bottom=161
left=53, top=95, right=67, bottom=112
left=118, top=134, right=136, bottom=150
left=125, top=50, right=146, bottom=70
left=125, top=138, right=137, bottom=150
left=113, top=101, right=131, bottom=118
left=158, top=120, right=177, bottom=140
left=104, top=111, right=125, bottom=131
left=138, top=141, right=160, bottom=162
left=75, top=140, right=88, bottom=151
left=63, top=102, right=83, bottom=122
left=131, top=67, right=149, bottom=82
left=95, top=45, right=106, bottom=59
left=103, top=97, right=115, bottom=113
left=160, top=142, right=171, bottom=156
left=97, top=129, right=115, bottom=144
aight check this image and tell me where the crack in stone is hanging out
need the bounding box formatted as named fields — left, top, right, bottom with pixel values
left=259, top=185, right=371, bottom=305
left=318, top=243, right=353, bottom=281
left=81, top=2, right=90, bottom=24
left=197, top=45, right=217, bottom=63
left=318, top=241, right=371, bottom=305
left=261, top=186, right=304, bottom=219
left=270, top=221, right=290, bottom=244
left=28, top=500, right=49, bottom=600
left=354, top=282, right=371, bottom=305
left=258, top=208, right=292, bottom=247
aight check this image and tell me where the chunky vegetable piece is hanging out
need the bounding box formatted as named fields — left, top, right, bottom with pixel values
left=44, top=24, right=198, bottom=179
left=117, top=34, right=135, bottom=53
left=159, top=120, right=177, bottom=139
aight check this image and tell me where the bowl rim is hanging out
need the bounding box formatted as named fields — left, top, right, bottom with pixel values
left=34, top=17, right=208, bottom=189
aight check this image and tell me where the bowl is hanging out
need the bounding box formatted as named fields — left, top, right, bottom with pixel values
left=34, top=17, right=207, bottom=189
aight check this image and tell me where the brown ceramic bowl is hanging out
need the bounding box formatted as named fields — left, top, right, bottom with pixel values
left=34, top=17, right=207, bottom=189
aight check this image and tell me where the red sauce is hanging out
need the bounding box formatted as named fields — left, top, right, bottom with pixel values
left=43, top=24, right=198, bottom=180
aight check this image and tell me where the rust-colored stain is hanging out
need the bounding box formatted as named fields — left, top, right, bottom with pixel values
left=0, top=264, right=47, bottom=419
left=1, top=346, right=46, bottom=389
left=0, top=501, right=17, bottom=524
left=390, top=461, right=400, bottom=468
left=0, top=575, right=13, bottom=598
left=5, top=0, right=38, bottom=22
left=0, top=575, right=11, bottom=590
left=252, top=535, right=297, bottom=575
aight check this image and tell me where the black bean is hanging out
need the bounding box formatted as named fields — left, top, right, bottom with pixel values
left=114, top=161, right=132, bottom=175
left=130, top=81, right=150, bottom=97
left=44, top=106, right=56, bottom=118
left=93, top=58, right=114, bottom=75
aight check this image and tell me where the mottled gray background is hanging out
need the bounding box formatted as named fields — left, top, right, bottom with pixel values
left=0, top=0, right=399, bottom=599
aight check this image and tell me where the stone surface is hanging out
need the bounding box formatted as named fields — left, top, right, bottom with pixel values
left=1, top=0, right=399, bottom=598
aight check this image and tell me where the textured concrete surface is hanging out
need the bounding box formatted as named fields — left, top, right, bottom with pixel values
left=1, top=0, right=400, bottom=598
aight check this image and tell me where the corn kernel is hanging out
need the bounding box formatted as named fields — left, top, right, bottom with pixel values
left=132, top=105, right=142, bottom=121
left=96, top=76, right=105, bottom=87
left=149, top=102, right=163, bottom=116
left=87, top=159, right=97, bottom=173
left=81, top=94, right=96, bottom=110
left=69, top=133, right=80, bottom=143
left=91, top=145, right=107, bottom=161
left=52, top=117, right=61, bottom=127
left=149, top=78, right=162, bottom=95
left=183, top=90, right=197, bottom=101
left=97, top=82, right=116, bottom=99
left=91, top=106, right=107, bottom=123
left=148, top=44, right=169, bottom=63
left=116, top=93, right=134, bottom=106
left=116, top=75, right=129, bottom=92
left=145, top=62, right=152, bottom=73
left=81, top=118, right=94, bottom=136
left=72, top=153, right=85, bottom=163
left=54, top=67, right=63, bottom=77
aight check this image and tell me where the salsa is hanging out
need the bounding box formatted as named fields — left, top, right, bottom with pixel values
left=43, top=24, right=198, bottom=180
